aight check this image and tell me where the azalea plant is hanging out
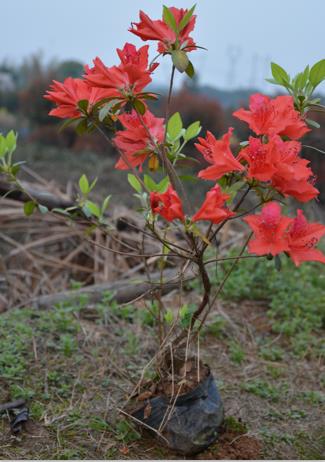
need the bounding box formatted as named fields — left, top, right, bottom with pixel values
left=2, top=3, right=325, bottom=411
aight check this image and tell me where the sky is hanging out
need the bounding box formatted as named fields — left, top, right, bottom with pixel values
left=1, top=0, right=325, bottom=91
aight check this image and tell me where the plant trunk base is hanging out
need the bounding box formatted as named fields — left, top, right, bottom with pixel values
left=132, top=371, right=224, bottom=456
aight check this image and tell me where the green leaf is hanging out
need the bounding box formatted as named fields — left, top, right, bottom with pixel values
left=191, top=223, right=211, bottom=244
left=75, top=118, right=88, bottom=135
left=222, top=180, right=246, bottom=202
left=81, top=204, right=92, bottom=218
left=184, top=121, right=201, bottom=140
left=178, top=4, right=196, bottom=32
left=293, top=71, right=306, bottom=92
left=89, top=177, right=98, bottom=192
left=24, top=201, right=36, bottom=216
left=167, top=112, right=183, bottom=140
left=157, top=176, right=170, bottom=193
left=185, top=60, right=195, bottom=78
left=271, top=62, right=290, bottom=85
left=179, top=303, right=195, bottom=328
left=144, top=174, right=157, bottom=192
left=179, top=174, right=199, bottom=182
left=6, top=130, right=17, bottom=152
left=101, top=195, right=111, bottom=214
left=305, top=81, right=314, bottom=98
left=133, top=99, right=146, bottom=115
left=98, top=104, right=111, bottom=122
left=299, top=65, right=310, bottom=88
left=85, top=200, right=101, bottom=218
left=38, top=204, right=48, bottom=214
left=171, top=50, right=189, bottom=73
left=127, top=173, right=142, bottom=193
left=79, top=174, right=89, bottom=195
left=98, top=99, right=121, bottom=122
left=52, top=207, right=71, bottom=216
left=309, top=59, right=325, bottom=88
left=163, top=5, right=178, bottom=32
left=140, top=92, right=159, bottom=101
left=164, top=309, right=174, bottom=325
left=59, top=118, right=78, bottom=132
left=77, top=99, right=89, bottom=113
left=265, top=78, right=282, bottom=86
left=11, top=163, right=21, bottom=176
left=0, top=136, right=7, bottom=158
left=179, top=304, right=189, bottom=320
left=306, top=118, right=320, bottom=129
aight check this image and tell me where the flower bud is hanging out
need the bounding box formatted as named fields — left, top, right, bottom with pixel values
left=148, top=155, right=159, bottom=171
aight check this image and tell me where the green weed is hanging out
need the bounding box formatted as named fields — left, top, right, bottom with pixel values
left=212, top=252, right=325, bottom=352
left=228, top=340, right=245, bottom=364
left=242, top=379, right=288, bottom=402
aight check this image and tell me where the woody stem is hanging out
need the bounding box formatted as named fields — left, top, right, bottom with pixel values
left=166, top=65, right=176, bottom=114
left=196, top=232, right=253, bottom=332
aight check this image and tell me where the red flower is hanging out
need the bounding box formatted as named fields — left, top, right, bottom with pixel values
left=271, top=174, right=319, bottom=203
left=233, top=94, right=310, bottom=139
left=192, top=184, right=235, bottom=224
left=114, top=109, right=164, bottom=170
left=238, top=136, right=277, bottom=182
left=244, top=202, right=291, bottom=256
left=287, top=209, right=325, bottom=266
left=150, top=186, right=185, bottom=222
left=84, top=43, right=157, bottom=104
left=44, top=77, right=107, bottom=119
left=269, top=136, right=319, bottom=202
left=239, top=135, right=319, bottom=203
left=129, top=8, right=196, bottom=54
left=196, top=128, right=245, bottom=180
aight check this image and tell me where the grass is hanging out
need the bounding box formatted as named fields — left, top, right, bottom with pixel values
left=0, top=255, right=324, bottom=459
left=241, top=379, right=288, bottom=402
left=0, top=296, right=154, bottom=459
left=207, top=249, right=325, bottom=357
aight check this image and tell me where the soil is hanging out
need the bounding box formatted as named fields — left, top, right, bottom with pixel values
left=198, top=430, right=262, bottom=460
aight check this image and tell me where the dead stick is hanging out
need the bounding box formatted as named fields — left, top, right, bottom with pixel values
left=0, top=399, right=26, bottom=413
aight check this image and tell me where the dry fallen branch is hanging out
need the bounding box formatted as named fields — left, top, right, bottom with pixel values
left=0, top=175, right=192, bottom=309
left=0, top=179, right=74, bottom=209
left=23, top=268, right=196, bottom=310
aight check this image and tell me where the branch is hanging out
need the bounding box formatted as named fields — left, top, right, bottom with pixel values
left=0, top=179, right=73, bottom=210
left=22, top=268, right=195, bottom=310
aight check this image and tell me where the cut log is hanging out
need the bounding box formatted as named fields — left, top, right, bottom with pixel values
left=24, top=269, right=195, bottom=310
left=0, top=180, right=74, bottom=210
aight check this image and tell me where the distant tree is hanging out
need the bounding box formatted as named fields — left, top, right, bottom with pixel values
left=19, top=74, right=56, bottom=126
left=55, top=60, right=84, bottom=80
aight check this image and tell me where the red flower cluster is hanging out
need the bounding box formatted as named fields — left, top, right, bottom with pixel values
left=44, top=43, right=158, bottom=117
left=195, top=128, right=244, bottom=180
left=192, top=185, right=234, bottom=224
left=150, top=186, right=185, bottom=222
left=239, top=135, right=318, bottom=202
left=44, top=6, right=325, bottom=271
left=233, top=93, right=310, bottom=140
left=44, top=78, right=108, bottom=119
left=84, top=43, right=158, bottom=105
left=150, top=183, right=234, bottom=225
left=114, top=110, right=165, bottom=170
left=244, top=202, right=292, bottom=257
left=130, top=8, right=196, bottom=54
left=244, top=203, right=325, bottom=266
left=287, top=209, right=325, bottom=266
